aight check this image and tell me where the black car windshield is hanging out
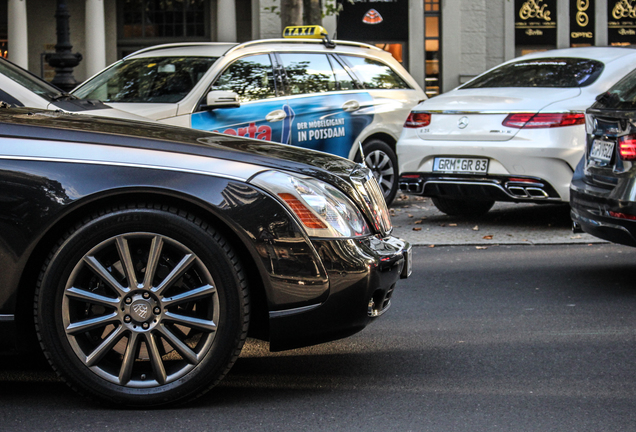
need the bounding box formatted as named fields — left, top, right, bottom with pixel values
left=73, top=57, right=218, bottom=103
left=461, top=58, right=604, bottom=89
left=594, top=68, right=636, bottom=109
left=0, top=58, right=65, bottom=101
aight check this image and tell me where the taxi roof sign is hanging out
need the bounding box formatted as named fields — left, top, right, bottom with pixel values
left=283, top=25, right=328, bottom=39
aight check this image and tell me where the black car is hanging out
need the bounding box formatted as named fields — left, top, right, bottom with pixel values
left=571, top=68, right=636, bottom=246
left=0, top=107, right=410, bottom=406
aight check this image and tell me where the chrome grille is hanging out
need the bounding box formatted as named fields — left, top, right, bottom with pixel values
left=350, top=166, right=392, bottom=237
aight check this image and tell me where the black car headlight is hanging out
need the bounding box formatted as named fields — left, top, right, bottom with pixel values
left=251, top=171, right=371, bottom=238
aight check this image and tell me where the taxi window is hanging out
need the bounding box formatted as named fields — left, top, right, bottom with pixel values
left=279, top=53, right=337, bottom=94
left=73, top=57, right=217, bottom=103
left=340, top=55, right=410, bottom=90
left=212, top=54, right=277, bottom=102
left=328, top=56, right=356, bottom=91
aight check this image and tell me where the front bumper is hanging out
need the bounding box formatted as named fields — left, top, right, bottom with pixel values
left=268, top=235, right=410, bottom=351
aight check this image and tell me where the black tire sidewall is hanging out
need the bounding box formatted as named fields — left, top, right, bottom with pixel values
left=36, top=206, right=246, bottom=406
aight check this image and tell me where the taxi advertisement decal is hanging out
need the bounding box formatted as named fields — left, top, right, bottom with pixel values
left=190, top=92, right=374, bottom=158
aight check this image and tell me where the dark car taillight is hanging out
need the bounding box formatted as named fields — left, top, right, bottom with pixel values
left=619, top=135, right=636, bottom=161
left=502, top=113, right=585, bottom=129
left=404, top=112, right=431, bottom=128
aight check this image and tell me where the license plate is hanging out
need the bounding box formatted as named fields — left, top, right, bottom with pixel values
left=433, top=157, right=489, bottom=174
left=590, top=139, right=614, bottom=163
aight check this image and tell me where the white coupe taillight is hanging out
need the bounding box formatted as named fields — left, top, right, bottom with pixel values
left=404, top=112, right=431, bottom=128
left=502, top=113, right=585, bottom=129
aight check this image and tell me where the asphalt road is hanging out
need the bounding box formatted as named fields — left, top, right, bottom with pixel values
left=389, top=194, right=602, bottom=246
left=2, top=242, right=636, bottom=431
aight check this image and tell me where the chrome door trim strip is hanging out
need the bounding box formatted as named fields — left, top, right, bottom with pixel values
left=269, top=303, right=321, bottom=318
left=0, top=154, right=250, bottom=182
left=0, top=314, right=14, bottom=322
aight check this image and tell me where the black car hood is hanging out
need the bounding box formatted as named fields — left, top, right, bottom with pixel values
left=0, top=108, right=360, bottom=185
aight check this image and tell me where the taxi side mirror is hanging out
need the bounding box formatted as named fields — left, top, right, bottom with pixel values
left=202, top=90, right=240, bottom=110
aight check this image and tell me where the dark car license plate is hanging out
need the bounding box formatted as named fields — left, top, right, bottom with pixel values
left=590, top=139, right=614, bottom=163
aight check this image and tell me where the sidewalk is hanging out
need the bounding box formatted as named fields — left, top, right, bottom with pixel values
left=389, top=194, right=602, bottom=247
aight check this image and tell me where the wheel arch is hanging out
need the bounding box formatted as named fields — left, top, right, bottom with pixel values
left=14, top=190, right=270, bottom=352
left=348, top=132, right=397, bottom=160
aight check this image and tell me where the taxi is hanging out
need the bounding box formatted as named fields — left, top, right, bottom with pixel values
left=72, top=26, right=426, bottom=204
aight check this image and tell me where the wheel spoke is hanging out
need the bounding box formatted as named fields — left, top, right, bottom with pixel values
left=116, top=236, right=139, bottom=289
left=119, top=331, right=140, bottom=385
left=155, top=324, right=199, bottom=364
left=66, top=286, right=120, bottom=308
left=83, top=255, right=130, bottom=296
left=152, top=253, right=196, bottom=297
left=142, top=236, right=164, bottom=289
left=380, top=177, right=393, bottom=190
left=162, top=284, right=216, bottom=308
left=379, top=166, right=394, bottom=177
left=164, top=311, right=217, bottom=333
left=375, top=153, right=390, bottom=170
left=85, top=325, right=126, bottom=367
left=145, top=332, right=167, bottom=385
left=66, top=312, right=119, bottom=336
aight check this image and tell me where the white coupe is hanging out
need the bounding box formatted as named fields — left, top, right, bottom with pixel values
left=397, top=47, right=636, bottom=216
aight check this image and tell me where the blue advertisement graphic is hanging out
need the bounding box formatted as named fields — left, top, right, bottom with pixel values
left=190, top=92, right=374, bottom=158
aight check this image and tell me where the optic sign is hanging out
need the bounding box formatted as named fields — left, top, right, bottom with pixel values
left=337, top=0, right=408, bottom=41
left=608, top=0, right=636, bottom=45
left=515, top=0, right=557, bottom=46
left=570, top=0, right=595, bottom=45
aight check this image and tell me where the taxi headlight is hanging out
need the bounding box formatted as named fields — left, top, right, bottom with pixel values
left=251, top=171, right=371, bottom=238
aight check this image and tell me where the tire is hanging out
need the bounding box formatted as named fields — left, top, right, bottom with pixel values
left=432, top=197, right=495, bottom=217
left=34, top=203, right=249, bottom=407
left=355, top=139, right=399, bottom=206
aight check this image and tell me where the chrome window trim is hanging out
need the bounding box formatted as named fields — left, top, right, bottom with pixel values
left=0, top=314, right=14, bottom=322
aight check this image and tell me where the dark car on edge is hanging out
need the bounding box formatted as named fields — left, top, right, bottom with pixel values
left=0, top=107, right=410, bottom=407
left=571, top=68, right=636, bottom=246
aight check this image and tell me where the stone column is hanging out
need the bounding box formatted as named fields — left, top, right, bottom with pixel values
left=85, top=0, right=106, bottom=77
left=8, top=0, right=29, bottom=68
left=217, top=0, right=237, bottom=42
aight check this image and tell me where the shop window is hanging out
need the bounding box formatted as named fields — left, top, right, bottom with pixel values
left=118, top=0, right=209, bottom=56
left=425, top=0, right=440, bottom=96
left=0, top=0, right=6, bottom=58
left=375, top=44, right=404, bottom=64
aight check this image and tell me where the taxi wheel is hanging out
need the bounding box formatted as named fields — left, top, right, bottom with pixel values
left=432, top=197, right=495, bottom=217
left=356, top=140, right=399, bottom=206
left=34, top=204, right=249, bottom=407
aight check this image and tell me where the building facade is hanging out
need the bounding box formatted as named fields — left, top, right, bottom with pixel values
left=1, top=0, right=635, bottom=95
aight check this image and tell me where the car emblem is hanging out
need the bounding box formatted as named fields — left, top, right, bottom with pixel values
left=362, top=9, right=383, bottom=24
left=458, top=116, right=469, bottom=129
left=133, top=303, right=149, bottom=319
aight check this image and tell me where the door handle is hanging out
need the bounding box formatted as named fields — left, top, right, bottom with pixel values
left=266, top=110, right=287, bottom=122
left=341, top=100, right=360, bottom=112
